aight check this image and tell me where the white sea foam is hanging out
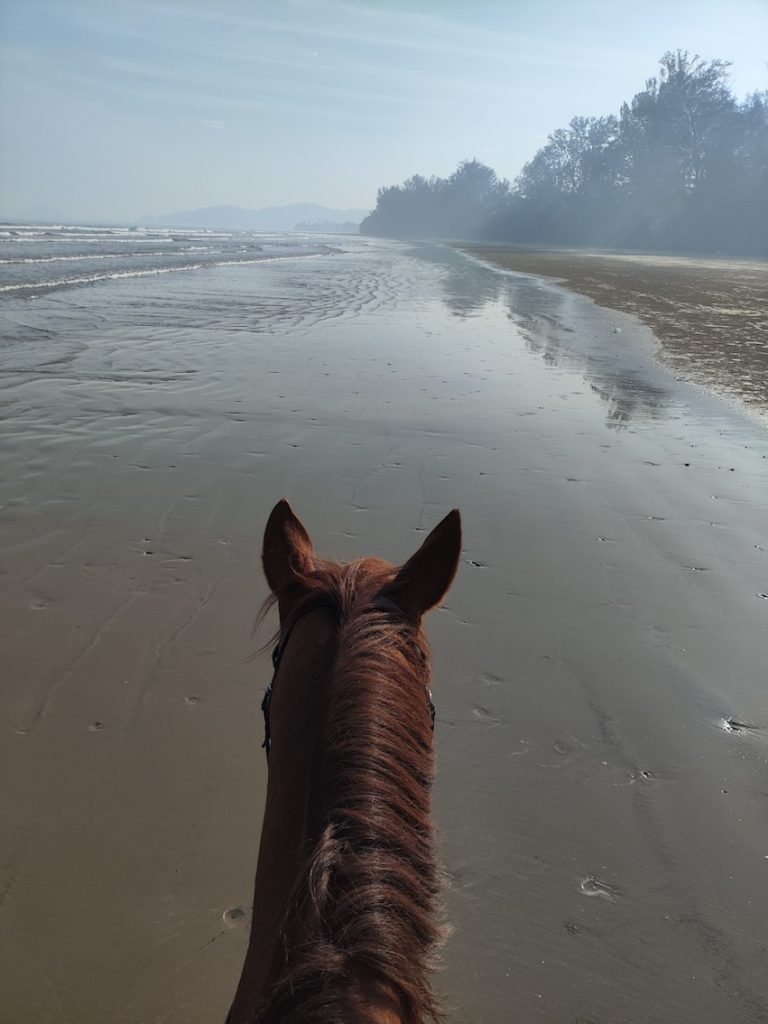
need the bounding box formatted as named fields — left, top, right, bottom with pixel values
left=0, top=235, right=172, bottom=245
left=0, top=223, right=337, bottom=297
left=0, top=263, right=207, bottom=293
left=0, top=248, right=333, bottom=294
left=0, top=251, right=186, bottom=264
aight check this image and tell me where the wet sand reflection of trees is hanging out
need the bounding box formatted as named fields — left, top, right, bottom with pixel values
left=431, top=251, right=671, bottom=429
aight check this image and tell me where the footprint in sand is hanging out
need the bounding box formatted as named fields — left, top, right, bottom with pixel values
left=627, top=768, right=655, bottom=785
left=580, top=875, right=620, bottom=902
left=223, top=907, right=248, bottom=927
left=481, top=672, right=504, bottom=687
left=722, top=717, right=760, bottom=735
left=472, top=706, right=503, bottom=725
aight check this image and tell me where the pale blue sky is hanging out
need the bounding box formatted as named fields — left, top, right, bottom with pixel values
left=1, top=0, right=766, bottom=223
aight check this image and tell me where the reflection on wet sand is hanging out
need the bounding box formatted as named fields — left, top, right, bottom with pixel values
left=420, top=242, right=673, bottom=428
left=457, top=243, right=768, bottom=418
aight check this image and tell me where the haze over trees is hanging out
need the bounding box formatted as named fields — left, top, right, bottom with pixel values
left=359, top=52, right=768, bottom=256
left=360, top=160, right=511, bottom=242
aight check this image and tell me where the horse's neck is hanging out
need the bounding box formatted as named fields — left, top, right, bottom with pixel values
left=344, top=966, right=406, bottom=1023
left=227, top=604, right=423, bottom=1024
left=228, top=746, right=407, bottom=1024
left=227, top=609, right=339, bottom=1021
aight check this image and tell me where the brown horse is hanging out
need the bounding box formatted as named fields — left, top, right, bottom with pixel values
left=226, top=499, right=462, bottom=1024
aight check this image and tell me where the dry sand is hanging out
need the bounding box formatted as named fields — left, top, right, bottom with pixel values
left=1, top=240, right=767, bottom=1023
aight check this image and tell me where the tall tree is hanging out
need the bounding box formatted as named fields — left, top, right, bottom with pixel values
left=359, top=160, right=509, bottom=239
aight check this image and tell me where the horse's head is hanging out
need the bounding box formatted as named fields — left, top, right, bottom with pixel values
left=262, top=498, right=462, bottom=624
left=226, top=500, right=461, bottom=1024
left=260, top=499, right=462, bottom=763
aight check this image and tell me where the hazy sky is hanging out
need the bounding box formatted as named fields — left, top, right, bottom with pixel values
left=1, top=0, right=766, bottom=223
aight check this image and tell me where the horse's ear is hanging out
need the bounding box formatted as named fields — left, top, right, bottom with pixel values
left=384, top=509, right=462, bottom=620
left=262, top=499, right=315, bottom=595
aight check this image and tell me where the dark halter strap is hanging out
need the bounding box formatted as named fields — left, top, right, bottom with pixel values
left=261, top=594, right=436, bottom=759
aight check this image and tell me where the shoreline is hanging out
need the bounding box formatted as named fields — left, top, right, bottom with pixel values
left=454, top=243, right=768, bottom=422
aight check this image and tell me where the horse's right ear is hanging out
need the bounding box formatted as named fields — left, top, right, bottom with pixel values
left=384, top=509, right=462, bottom=621
left=262, top=499, right=315, bottom=595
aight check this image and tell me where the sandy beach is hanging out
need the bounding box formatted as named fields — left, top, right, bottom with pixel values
left=1, top=236, right=767, bottom=1023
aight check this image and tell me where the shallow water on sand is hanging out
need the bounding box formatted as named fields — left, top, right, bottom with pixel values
left=1, top=238, right=767, bottom=1023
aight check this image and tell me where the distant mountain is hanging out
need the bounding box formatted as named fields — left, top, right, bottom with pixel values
left=141, top=204, right=369, bottom=231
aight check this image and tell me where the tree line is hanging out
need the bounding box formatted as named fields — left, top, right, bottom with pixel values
left=359, top=52, right=767, bottom=256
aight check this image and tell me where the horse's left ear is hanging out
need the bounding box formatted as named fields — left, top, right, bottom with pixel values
left=384, top=509, right=462, bottom=621
left=262, top=499, right=315, bottom=596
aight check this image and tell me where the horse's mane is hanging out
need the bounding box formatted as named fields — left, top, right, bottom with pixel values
left=255, top=557, right=446, bottom=1024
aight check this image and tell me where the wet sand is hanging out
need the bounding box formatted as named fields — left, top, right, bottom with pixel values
left=458, top=244, right=768, bottom=418
left=1, top=240, right=767, bottom=1022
